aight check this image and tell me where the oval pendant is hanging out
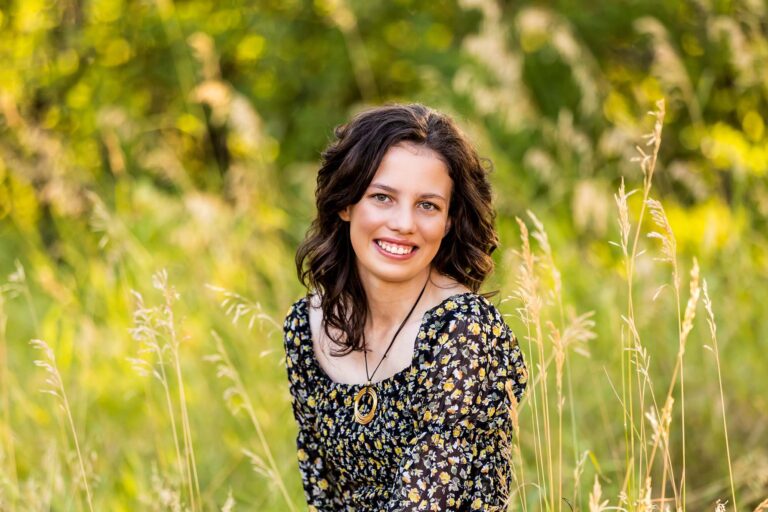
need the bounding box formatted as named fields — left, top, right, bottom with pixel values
left=353, top=386, right=378, bottom=425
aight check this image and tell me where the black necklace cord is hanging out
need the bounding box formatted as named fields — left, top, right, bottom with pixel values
left=363, top=274, right=430, bottom=384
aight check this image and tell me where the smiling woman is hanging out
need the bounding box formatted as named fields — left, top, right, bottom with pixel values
left=285, top=104, right=527, bottom=511
left=339, top=143, right=453, bottom=285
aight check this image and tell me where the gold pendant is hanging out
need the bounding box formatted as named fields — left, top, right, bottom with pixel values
left=353, top=384, right=377, bottom=425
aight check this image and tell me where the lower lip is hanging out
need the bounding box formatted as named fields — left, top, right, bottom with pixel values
left=373, top=241, right=418, bottom=260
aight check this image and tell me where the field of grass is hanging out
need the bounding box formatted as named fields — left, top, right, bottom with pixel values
left=2, top=1, right=767, bottom=510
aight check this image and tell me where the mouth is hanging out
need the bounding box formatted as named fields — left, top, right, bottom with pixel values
left=374, top=239, right=418, bottom=256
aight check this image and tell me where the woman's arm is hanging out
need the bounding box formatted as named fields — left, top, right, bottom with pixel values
left=283, top=304, right=340, bottom=510
left=385, top=312, right=527, bottom=511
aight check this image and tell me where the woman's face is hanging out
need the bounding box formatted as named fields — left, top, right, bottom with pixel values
left=339, top=142, right=452, bottom=287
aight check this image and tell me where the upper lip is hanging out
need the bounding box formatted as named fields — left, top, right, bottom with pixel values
left=375, top=238, right=418, bottom=248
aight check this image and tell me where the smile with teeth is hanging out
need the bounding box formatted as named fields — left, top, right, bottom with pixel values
left=376, top=240, right=415, bottom=255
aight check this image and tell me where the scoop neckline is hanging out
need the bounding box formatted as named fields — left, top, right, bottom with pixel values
left=301, top=291, right=477, bottom=389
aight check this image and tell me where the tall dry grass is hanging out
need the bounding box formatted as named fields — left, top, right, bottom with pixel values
left=29, top=338, right=94, bottom=512
left=11, top=99, right=755, bottom=509
left=504, top=100, right=740, bottom=511
left=128, top=269, right=202, bottom=511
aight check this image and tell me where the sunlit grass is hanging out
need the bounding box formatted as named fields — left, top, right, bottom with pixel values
left=1, top=0, right=767, bottom=508
left=1, top=99, right=761, bottom=509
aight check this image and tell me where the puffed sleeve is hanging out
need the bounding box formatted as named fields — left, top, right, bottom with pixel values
left=385, top=308, right=527, bottom=511
left=283, top=301, right=341, bottom=511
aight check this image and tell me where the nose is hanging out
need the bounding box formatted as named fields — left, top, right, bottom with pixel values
left=387, top=204, right=415, bottom=234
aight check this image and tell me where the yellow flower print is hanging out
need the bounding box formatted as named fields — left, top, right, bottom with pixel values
left=283, top=294, right=528, bottom=509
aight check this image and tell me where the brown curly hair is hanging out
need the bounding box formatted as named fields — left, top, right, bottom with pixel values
left=295, top=104, right=498, bottom=356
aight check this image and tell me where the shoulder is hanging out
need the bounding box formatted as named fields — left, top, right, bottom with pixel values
left=428, top=292, right=514, bottom=359
left=440, top=292, right=509, bottom=335
left=284, top=295, right=308, bottom=323
left=283, top=295, right=310, bottom=350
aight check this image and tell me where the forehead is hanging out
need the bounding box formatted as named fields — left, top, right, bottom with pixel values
left=370, top=143, right=452, bottom=193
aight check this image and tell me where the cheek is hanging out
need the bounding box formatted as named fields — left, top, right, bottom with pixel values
left=421, top=218, right=450, bottom=244
left=348, top=207, right=382, bottom=238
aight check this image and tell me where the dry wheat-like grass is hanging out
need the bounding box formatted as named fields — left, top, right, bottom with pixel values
left=504, top=97, right=739, bottom=511
left=511, top=210, right=596, bottom=512
left=29, top=338, right=94, bottom=512
left=205, top=330, right=297, bottom=512
left=129, top=269, right=202, bottom=511
left=702, top=280, right=737, bottom=511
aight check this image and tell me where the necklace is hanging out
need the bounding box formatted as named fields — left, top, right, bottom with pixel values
left=353, top=276, right=429, bottom=425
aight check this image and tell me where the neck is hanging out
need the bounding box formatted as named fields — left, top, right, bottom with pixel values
left=361, top=268, right=432, bottom=332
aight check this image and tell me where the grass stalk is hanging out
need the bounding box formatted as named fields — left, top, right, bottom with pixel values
left=30, top=339, right=94, bottom=512
left=129, top=289, right=188, bottom=505
left=530, top=211, right=566, bottom=512
left=615, top=99, right=667, bottom=508
left=206, top=330, right=297, bottom=512
left=130, top=270, right=202, bottom=510
left=515, top=218, right=551, bottom=510
left=163, top=286, right=203, bottom=511
left=702, top=280, right=737, bottom=511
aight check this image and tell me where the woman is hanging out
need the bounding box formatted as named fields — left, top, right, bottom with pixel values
left=283, top=104, right=527, bottom=511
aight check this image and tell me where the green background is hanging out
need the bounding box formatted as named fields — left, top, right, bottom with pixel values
left=1, top=0, right=766, bottom=509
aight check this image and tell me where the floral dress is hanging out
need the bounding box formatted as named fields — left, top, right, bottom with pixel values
left=282, top=292, right=528, bottom=511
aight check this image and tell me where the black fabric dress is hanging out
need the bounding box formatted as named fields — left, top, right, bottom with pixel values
left=282, top=292, right=528, bottom=511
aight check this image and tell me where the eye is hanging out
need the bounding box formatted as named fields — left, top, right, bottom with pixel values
left=419, top=201, right=440, bottom=211
left=370, top=193, right=390, bottom=203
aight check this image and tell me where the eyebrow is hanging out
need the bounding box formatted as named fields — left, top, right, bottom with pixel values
left=369, top=182, right=447, bottom=202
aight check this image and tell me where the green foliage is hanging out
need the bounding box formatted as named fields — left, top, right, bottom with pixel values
left=1, top=0, right=767, bottom=509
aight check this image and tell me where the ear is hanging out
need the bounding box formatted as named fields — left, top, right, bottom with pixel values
left=443, top=218, right=452, bottom=237
left=339, top=206, right=351, bottom=222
